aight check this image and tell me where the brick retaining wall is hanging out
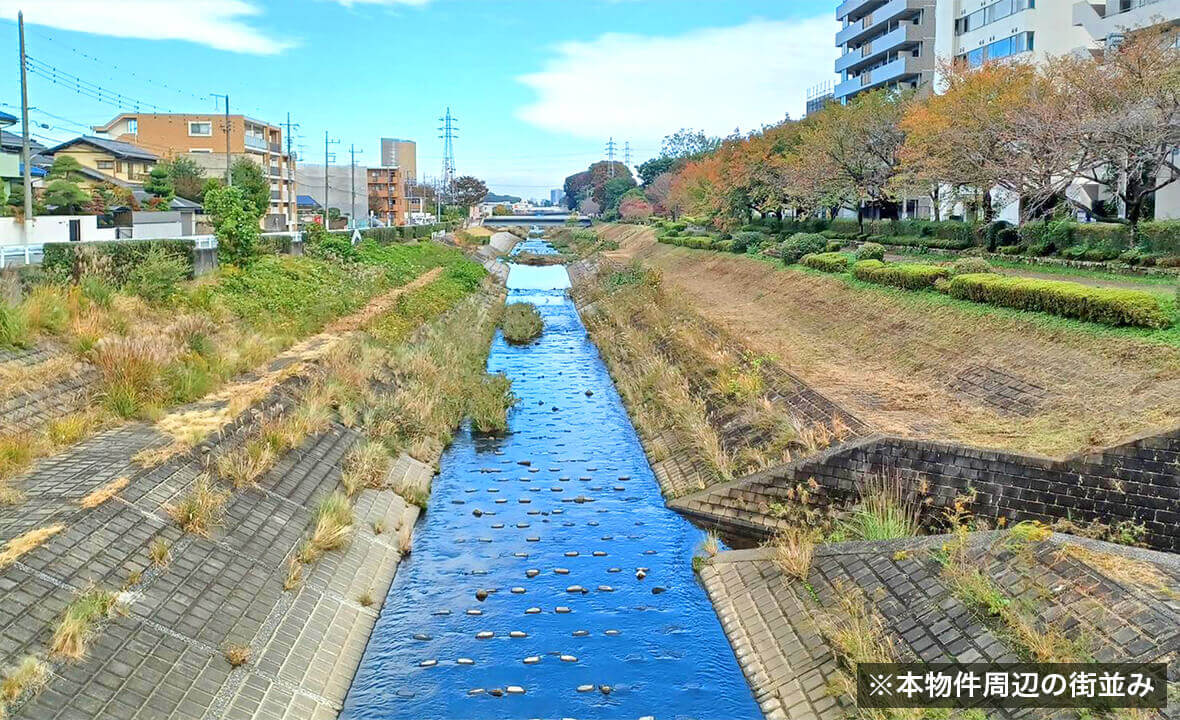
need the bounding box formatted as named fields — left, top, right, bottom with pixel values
left=674, top=428, right=1180, bottom=553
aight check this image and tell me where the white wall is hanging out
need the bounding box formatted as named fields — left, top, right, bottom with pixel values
left=0, top=215, right=117, bottom=245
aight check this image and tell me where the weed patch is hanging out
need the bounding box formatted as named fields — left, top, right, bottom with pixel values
left=500, top=302, right=543, bottom=344
left=50, top=586, right=121, bottom=660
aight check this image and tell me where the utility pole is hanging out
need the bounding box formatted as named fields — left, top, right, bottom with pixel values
left=323, top=131, right=339, bottom=227
left=284, top=113, right=299, bottom=232
left=605, top=137, right=617, bottom=178
left=211, top=93, right=231, bottom=186
left=438, top=107, right=458, bottom=199
left=18, top=12, right=32, bottom=225
left=348, top=144, right=363, bottom=230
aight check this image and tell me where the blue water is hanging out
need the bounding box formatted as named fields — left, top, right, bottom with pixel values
left=341, top=252, right=760, bottom=720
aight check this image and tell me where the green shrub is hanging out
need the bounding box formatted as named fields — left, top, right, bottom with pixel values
left=731, top=231, right=765, bottom=254
left=947, top=273, right=1172, bottom=328
left=1138, top=221, right=1180, bottom=257
left=949, top=257, right=994, bottom=276
left=826, top=219, right=862, bottom=238
left=714, top=239, right=736, bottom=253
left=500, top=302, right=543, bottom=344
left=0, top=302, right=29, bottom=348
left=124, top=246, right=190, bottom=304
left=360, top=227, right=402, bottom=243
left=801, top=252, right=850, bottom=273
left=256, top=234, right=293, bottom=255
left=304, top=222, right=358, bottom=262
left=855, top=242, right=885, bottom=261
left=42, top=240, right=194, bottom=286
left=1073, top=223, right=1130, bottom=252
left=780, top=233, right=828, bottom=264
left=853, top=260, right=949, bottom=290
left=997, top=244, right=1025, bottom=255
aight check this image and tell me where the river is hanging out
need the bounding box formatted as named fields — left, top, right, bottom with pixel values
left=340, top=242, right=760, bottom=720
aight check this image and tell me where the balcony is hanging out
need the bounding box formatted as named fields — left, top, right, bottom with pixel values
left=244, top=135, right=267, bottom=151
left=835, top=22, right=923, bottom=73
left=269, top=142, right=282, bottom=153
left=836, top=0, right=885, bottom=21
left=834, top=54, right=925, bottom=100
left=836, top=0, right=923, bottom=47
left=1072, top=0, right=1180, bottom=40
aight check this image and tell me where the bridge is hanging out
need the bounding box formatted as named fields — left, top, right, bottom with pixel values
left=482, top=214, right=591, bottom=227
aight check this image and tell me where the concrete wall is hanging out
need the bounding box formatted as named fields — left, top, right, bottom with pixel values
left=0, top=216, right=117, bottom=245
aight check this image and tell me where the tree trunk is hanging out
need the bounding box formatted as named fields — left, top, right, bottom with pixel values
left=982, top=189, right=994, bottom=223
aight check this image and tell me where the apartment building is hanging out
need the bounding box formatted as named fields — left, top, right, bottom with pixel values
left=379, top=138, right=417, bottom=181
left=931, top=0, right=1091, bottom=74
left=93, top=113, right=297, bottom=231
left=834, top=0, right=937, bottom=104
left=366, top=166, right=407, bottom=226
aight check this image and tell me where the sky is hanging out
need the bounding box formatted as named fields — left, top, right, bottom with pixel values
left=0, top=0, right=838, bottom=200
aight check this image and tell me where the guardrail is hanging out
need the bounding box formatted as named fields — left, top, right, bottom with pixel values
left=0, top=243, right=44, bottom=269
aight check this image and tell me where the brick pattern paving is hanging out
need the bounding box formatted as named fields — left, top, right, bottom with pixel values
left=2, top=411, right=432, bottom=720
left=701, top=533, right=1180, bottom=720
left=948, top=364, right=1049, bottom=417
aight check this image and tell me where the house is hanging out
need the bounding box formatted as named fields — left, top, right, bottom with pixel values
left=93, top=113, right=297, bottom=231
left=44, top=136, right=157, bottom=188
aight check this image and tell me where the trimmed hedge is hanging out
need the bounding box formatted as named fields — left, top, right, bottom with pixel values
left=855, top=242, right=885, bottom=261
left=43, top=239, right=195, bottom=285
left=853, top=260, right=949, bottom=290
left=780, top=233, right=828, bottom=264
left=867, top=234, right=972, bottom=250
left=947, top=273, right=1173, bottom=329
left=801, top=252, right=850, bottom=273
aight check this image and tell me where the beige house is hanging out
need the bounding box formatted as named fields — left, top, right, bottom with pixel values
left=44, top=136, right=158, bottom=189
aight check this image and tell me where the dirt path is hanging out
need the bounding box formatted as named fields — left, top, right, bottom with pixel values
left=605, top=225, right=1180, bottom=457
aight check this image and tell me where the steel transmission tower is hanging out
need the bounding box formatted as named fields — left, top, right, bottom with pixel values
left=438, top=107, right=458, bottom=197
left=605, top=137, right=617, bottom=178
left=624, top=141, right=632, bottom=174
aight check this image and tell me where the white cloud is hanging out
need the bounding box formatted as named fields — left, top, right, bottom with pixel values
left=517, top=17, right=840, bottom=142
left=324, top=0, right=431, bottom=5
left=0, top=0, right=291, bottom=54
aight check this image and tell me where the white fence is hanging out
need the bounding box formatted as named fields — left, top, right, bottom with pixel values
left=0, top=231, right=302, bottom=270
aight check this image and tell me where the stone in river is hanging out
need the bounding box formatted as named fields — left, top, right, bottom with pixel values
left=506, top=686, right=525, bottom=695
left=476, top=631, right=494, bottom=639
left=600, top=685, right=613, bottom=695
left=572, top=629, right=590, bottom=637
left=652, top=586, right=667, bottom=594
left=560, top=655, right=578, bottom=663
left=419, top=659, right=437, bottom=667
left=476, top=590, right=488, bottom=602
left=413, top=633, right=432, bottom=641
left=523, top=656, right=541, bottom=664
left=566, top=585, right=584, bottom=593
left=525, top=607, right=541, bottom=614
left=511, top=587, right=526, bottom=594
left=636, top=569, right=647, bottom=580
left=577, top=685, right=594, bottom=693
left=509, top=630, right=527, bottom=638
left=555, top=606, right=571, bottom=614
left=526, top=569, right=540, bottom=578
left=458, top=658, right=475, bottom=665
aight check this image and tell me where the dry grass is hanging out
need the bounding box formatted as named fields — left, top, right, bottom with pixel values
left=358, top=589, right=376, bottom=607
left=300, top=492, right=354, bottom=563
left=78, top=476, right=129, bottom=509
left=341, top=440, right=391, bottom=496
left=611, top=224, right=1180, bottom=456
left=165, top=475, right=229, bottom=537
left=50, top=587, right=120, bottom=660
left=223, top=644, right=251, bottom=667
left=0, top=525, right=64, bottom=569
left=772, top=526, right=818, bottom=581
left=282, top=558, right=303, bottom=591
left=214, top=439, right=275, bottom=490
left=1056, top=542, right=1168, bottom=590
left=0, top=655, right=50, bottom=707
left=149, top=538, right=171, bottom=569
left=90, top=335, right=177, bottom=418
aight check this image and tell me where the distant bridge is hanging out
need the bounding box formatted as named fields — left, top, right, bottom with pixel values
left=482, top=215, right=590, bottom=227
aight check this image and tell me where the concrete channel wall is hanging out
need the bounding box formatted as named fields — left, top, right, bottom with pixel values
left=673, top=428, right=1180, bottom=553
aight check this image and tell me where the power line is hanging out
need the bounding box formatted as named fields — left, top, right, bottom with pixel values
left=24, top=55, right=171, bottom=113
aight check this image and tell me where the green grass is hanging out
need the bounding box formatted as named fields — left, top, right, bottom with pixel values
left=500, top=302, right=543, bottom=344
left=365, top=260, right=487, bottom=346
left=789, top=264, right=1180, bottom=348
left=893, top=249, right=1180, bottom=293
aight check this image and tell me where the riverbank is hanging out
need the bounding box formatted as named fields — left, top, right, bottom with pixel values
left=0, top=253, right=508, bottom=720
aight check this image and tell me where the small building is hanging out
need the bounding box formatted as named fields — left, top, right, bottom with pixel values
left=366, top=166, right=407, bottom=226
left=44, top=136, right=157, bottom=188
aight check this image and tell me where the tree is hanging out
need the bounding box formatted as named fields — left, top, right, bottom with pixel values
left=1062, top=31, right=1180, bottom=231
left=637, top=156, right=676, bottom=186
left=619, top=192, right=653, bottom=221
left=645, top=172, right=675, bottom=215
left=563, top=169, right=592, bottom=210
left=47, top=155, right=82, bottom=181
left=451, top=175, right=489, bottom=208
left=43, top=179, right=90, bottom=214
left=792, top=90, right=910, bottom=229
left=603, top=176, right=637, bottom=213
left=167, top=156, right=207, bottom=202
left=204, top=185, right=261, bottom=265
left=578, top=197, right=601, bottom=215
left=230, top=157, right=270, bottom=216
left=492, top=204, right=512, bottom=216
left=144, top=165, right=175, bottom=205
left=660, top=129, right=721, bottom=160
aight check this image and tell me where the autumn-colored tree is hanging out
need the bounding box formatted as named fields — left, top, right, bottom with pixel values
left=793, top=90, right=910, bottom=229
left=1063, top=31, right=1180, bottom=231
left=619, top=193, right=654, bottom=221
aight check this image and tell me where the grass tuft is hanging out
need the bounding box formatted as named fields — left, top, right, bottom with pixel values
left=772, top=526, right=817, bottom=581
left=165, top=475, right=229, bottom=537
left=500, top=302, right=543, bottom=344
left=0, top=655, right=50, bottom=707
left=149, top=538, right=171, bottom=569
left=78, top=477, right=129, bottom=509
left=223, top=644, right=251, bottom=667
left=341, top=441, right=391, bottom=496
left=50, top=587, right=120, bottom=660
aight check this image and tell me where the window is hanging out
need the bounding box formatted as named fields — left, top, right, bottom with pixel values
left=955, top=0, right=1034, bottom=35
left=960, top=32, right=1034, bottom=67
left=96, top=160, right=114, bottom=170
left=188, top=121, right=212, bottom=137
left=126, top=117, right=138, bottom=134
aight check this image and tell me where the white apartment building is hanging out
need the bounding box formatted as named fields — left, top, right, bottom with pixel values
left=833, top=0, right=1180, bottom=220
left=834, top=0, right=938, bottom=104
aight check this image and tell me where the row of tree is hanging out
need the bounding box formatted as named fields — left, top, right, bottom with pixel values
left=636, top=32, right=1179, bottom=235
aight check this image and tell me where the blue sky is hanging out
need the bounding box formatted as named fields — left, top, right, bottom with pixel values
left=0, top=1, right=837, bottom=199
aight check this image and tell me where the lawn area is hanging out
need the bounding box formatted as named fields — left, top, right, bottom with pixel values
left=603, top=224, right=1180, bottom=456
